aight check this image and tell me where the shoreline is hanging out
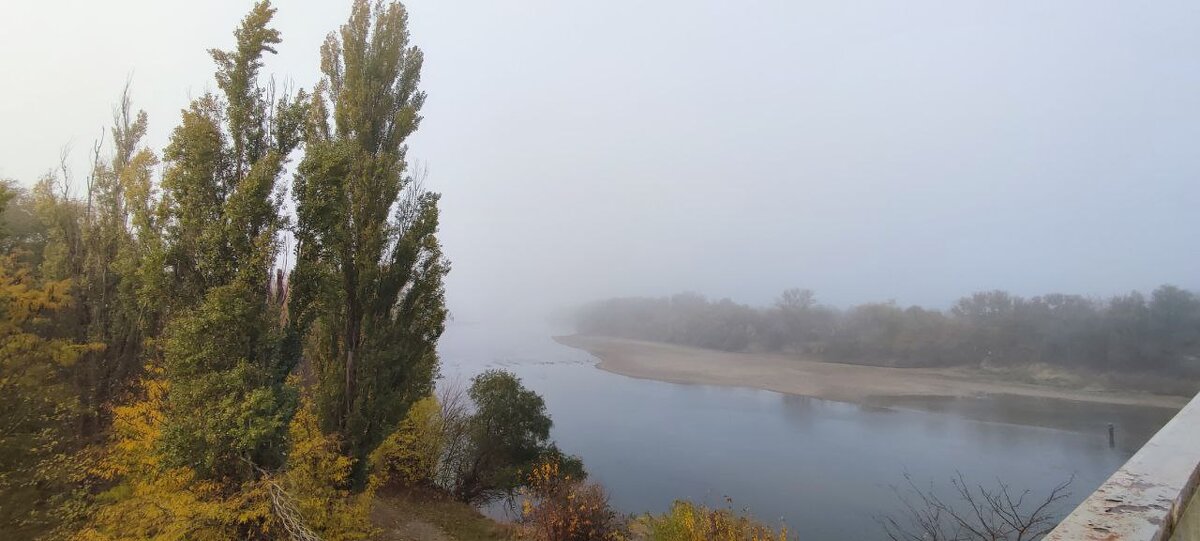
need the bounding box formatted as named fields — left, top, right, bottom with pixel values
left=554, top=335, right=1190, bottom=410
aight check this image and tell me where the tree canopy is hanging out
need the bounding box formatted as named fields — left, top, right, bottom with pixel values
left=0, top=1, right=456, bottom=538
left=575, top=286, right=1200, bottom=380
left=290, top=0, right=448, bottom=483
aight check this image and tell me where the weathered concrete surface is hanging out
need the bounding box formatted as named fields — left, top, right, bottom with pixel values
left=1047, top=392, right=1200, bottom=541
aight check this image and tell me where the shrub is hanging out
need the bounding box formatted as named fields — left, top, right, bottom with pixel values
left=283, top=397, right=374, bottom=541
left=369, top=396, right=445, bottom=490
left=520, top=460, right=623, bottom=541
left=637, top=500, right=786, bottom=541
left=77, top=376, right=277, bottom=541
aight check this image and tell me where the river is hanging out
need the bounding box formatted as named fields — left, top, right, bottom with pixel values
left=437, top=321, right=1177, bottom=541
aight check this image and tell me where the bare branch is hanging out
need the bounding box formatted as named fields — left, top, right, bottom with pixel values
left=879, top=472, right=1073, bottom=541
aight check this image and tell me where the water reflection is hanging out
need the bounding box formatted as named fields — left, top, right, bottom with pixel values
left=438, top=322, right=1175, bottom=541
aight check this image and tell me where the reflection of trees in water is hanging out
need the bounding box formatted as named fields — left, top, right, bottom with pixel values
left=774, top=391, right=1164, bottom=455
left=873, top=394, right=1174, bottom=453
left=777, top=393, right=895, bottom=430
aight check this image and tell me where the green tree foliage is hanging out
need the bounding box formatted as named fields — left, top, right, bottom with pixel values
left=71, top=87, right=167, bottom=438
left=75, top=3, right=309, bottom=539
left=79, top=375, right=280, bottom=541
left=368, top=375, right=584, bottom=507
left=156, top=0, right=306, bottom=484
left=290, top=0, right=448, bottom=480
left=0, top=181, right=49, bottom=263
left=0, top=2, right=602, bottom=538
left=31, top=175, right=85, bottom=297
left=448, top=370, right=583, bottom=505
left=0, top=181, right=15, bottom=233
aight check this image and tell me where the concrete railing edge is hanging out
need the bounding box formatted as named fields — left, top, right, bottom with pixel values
left=1046, top=391, right=1200, bottom=541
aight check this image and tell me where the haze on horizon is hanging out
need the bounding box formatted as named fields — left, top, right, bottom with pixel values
left=3, top=0, right=1199, bottom=322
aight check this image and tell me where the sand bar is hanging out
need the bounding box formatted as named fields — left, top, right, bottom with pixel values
left=555, top=335, right=1190, bottom=410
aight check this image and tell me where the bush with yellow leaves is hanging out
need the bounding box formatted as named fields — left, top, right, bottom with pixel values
left=76, top=375, right=278, bottom=541
left=282, top=396, right=375, bottom=541
left=519, top=459, right=624, bottom=541
left=369, top=396, right=445, bottom=491
left=77, top=382, right=374, bottom=541
left=636, top=500, right=787, bottom=541
left=0, top=251, right=103, bottom=538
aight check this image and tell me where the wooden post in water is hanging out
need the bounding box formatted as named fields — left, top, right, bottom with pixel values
left=1108, top=423, right=1115, bottom=448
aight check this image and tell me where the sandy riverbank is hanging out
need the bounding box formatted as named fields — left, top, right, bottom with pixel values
left=554, top=335, right=1190, bottom=410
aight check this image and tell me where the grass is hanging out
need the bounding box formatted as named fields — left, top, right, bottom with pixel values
left=974, top=361, right=1200, bottom=398
left=371, top=489, right=515, bottom=541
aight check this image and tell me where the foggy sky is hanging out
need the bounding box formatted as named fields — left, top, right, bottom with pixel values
left=3, top=1, right=1199, bottom=322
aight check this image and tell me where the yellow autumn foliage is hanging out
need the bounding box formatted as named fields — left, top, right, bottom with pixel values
left=369, top=395, right=444, bottom=490
left=637, top=500, right=787, bottom=541
left=282, top=396, right=375, bottom=541
left=75, top=374, right=276, bottom=541
left=0, top=251, right=100, bottom=537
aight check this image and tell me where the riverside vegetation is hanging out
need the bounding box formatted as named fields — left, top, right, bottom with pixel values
left=0, top=1, right=792, bottom=540
left=574, top=289, right=1200, bottom=394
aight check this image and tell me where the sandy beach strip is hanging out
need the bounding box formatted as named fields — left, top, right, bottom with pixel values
left=554, top=335, right=1190, bottom=410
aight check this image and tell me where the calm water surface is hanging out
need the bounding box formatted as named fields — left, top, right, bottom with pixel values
left=437, top=322, right=1177, bottom=541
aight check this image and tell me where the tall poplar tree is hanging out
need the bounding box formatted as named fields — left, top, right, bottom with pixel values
left=71, top=87, right=165, bottom=438
left=157, top=0, right=307, bottom=484
left=290, top=0, right=449, bottom=481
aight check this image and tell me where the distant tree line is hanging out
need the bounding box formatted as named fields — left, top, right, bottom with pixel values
left=574, top=287, right=1200, bottom=375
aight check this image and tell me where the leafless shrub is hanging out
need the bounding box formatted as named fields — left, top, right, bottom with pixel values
left=878, top=472, right=1073, bottom=541
left=434, top=376, right=474, bottom=492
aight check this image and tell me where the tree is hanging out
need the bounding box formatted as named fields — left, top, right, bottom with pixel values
left=0, top=182, right=50, bottom=265
left=0, top=251, right=96, bottom=537
left=0, top=181, right=15, bottom=232
left=449, top=370, right=560, bottom=504
left=82, top=4, right=308, bottom=538
left=1146, top=285, right=1200, bottom=372
left=951, top=291, right=1020, bottom=365
left=290, top=0, right=448, bottom=482
left=156, top=0, right=306, bottom=486
left=1, top=175, right=113, bottom=537
left=573, top=285, right=1200, bottom=388
left=71, top=85, right=165, bottom=439
left=1105, top=291, right=1149, bottom=370
left=78, top=375, right=264, bottom=541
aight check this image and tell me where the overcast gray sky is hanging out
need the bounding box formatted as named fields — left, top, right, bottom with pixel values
left=3, top=0, right=1199, bottom=321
